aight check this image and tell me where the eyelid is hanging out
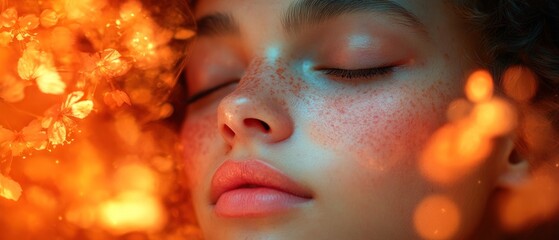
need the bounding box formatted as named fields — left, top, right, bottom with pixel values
left=319, top=66, right=394, bottom=79
left=187, top=80, right=239, bottom=104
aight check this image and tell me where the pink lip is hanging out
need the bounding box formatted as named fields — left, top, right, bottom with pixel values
left=210, top=160, right=313, bottom=217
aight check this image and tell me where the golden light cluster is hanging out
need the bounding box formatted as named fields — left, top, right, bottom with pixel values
left=1, top=0, right=199, bottom=239
left=415, top=68, right=559, bottom=239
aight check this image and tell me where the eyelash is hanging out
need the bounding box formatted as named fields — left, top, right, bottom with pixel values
left=187, top=66, right=394, bottom=103
left=320, top=66, right=394, bottom=79
left=187, top=80, right=239, bottom=104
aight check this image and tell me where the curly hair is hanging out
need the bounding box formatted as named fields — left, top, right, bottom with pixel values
left=450, top=0, right=559, bottom=167
left=454, top=0, right=559, bottom=127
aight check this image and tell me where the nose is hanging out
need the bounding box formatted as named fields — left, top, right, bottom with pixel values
left=217, top=62, right=294, bottom=146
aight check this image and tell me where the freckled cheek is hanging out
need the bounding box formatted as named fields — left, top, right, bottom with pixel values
left=180, top=113, right=220, bottom=185
left=308, top=89, right=452, bottom=170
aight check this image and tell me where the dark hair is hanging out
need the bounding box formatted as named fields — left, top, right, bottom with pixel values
left=453, top=0, right=559, bottom=168
left=455, top=0, right=559, bottom=127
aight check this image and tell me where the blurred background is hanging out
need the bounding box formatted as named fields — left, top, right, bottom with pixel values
left=0, top=0, right=201, bottom=239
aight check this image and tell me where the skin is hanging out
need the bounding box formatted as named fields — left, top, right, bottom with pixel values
left=181, top=0, right=523, bottom=239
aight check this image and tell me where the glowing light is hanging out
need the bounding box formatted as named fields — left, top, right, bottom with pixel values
left=414, top=194, right=461, bottom=240
left=120, top=1, right=143, bottom=22
left=112, top=113, right=141, bottom=147
left=465, top=70, right=494, bottom=103
left=0, top=31, right=12, bottom=46
left=1, top=8, right=18, bottom=28
left=455, top=126, right=493, bottom=164
left=18, top=14, right=40, bottom=31
left=39, top=9, right=58, bottom=28
left=423, top=69, right=519, bottom=184
left=0, top=173, right=22, bottom=201
left=348, top=34, right=372, bottom=49
left=420, top=123, right=492, bottom=184
left=98, top=191, right=165, bottom=234
left=522, top=111, right=555, bottom=154
left=35, top=65, right=66, bottom=95
left=65, top=206, right=96, bottom=228
left=49, top=27, right=74, bottom=53
left=174, top=28, right=196, bottom=40
left=26, top=186, right=57, bottom=211
left=113, top=164, right=157, bottom=193
left=64, top=0, right=107, bottom=21
left=265, top=45, right=281, bottom=64
left=0, top=74, right=27, bottom=102
left=502, top=66, right=538, bottom=102
left=470, top=98, right=518, bottom=137
left=446, top=99, right=472, bottom=122
left=498, top=169, right=559, bottom=232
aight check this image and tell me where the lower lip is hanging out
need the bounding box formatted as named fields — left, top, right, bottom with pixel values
left=214, top=187, right=311, bottom=217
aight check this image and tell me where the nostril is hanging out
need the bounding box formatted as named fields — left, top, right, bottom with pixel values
left=223, top=125, right=235, bottom=139
left=243, top=118, right=271, bottom=132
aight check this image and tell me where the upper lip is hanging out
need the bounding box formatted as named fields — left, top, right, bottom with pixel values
left=210, top=160, right=313, bottom=204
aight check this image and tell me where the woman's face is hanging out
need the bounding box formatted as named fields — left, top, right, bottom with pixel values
left=181, top=0, right=502, bottom=239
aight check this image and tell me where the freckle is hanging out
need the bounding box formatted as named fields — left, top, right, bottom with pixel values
left=276, top=67, right=286, bottom=80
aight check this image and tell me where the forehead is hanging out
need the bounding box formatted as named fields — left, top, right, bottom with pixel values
left=193, top=0, right=457, bottom=27
left=192, top=0, right=468, bottom=46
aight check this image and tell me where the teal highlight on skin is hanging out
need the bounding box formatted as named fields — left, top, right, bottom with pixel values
left=265, top=45, right=282, bottom=64
left=348, top=34, right=372, bottom=49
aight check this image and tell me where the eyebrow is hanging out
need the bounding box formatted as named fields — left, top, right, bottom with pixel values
left=282, top=0, right=426, bottom=35
left=195, top=0, right=426, bottom=38
left=196, top=12, right=240, bottom=37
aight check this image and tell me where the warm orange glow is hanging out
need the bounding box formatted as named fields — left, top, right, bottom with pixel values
left=120, top=0, right=143, bottom=22
left=422, top=70, right=520, bottom=184
left=26, top=186, right=58, bottom=211
left=99, top=191, right=165, bottom=234
left=498, top=168, right=559, bottom=232
left=446, top=99, right=472, bottom=122
left=39, top=9, right=59, bottom=28
left=114, top=113, right=142, bottom=146
left=522, top=111, right=555, bottom=155
left=465, top=70, right=494, bottom=103
left=1, top=0, right=194, bottom=238
left=113, top=164, right=157, bottom=193
left=104, top=90, right=132, bottom=109
left=414, top=194, right=461, bottom=240
left=420, top=123, right=493, bottom=184
left=502, top=66, right=538, bottom=102
left=18, top=14, right=39, bottom=32
left=63, top=0, right=108, bottom=21
left=34, top=66, right=66, bottom=94
left=0, top=173, right=22, bottom=201
left=470, top=98, right=518, bottom=138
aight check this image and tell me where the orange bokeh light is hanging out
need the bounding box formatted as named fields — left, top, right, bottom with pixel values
left=0, top=0, right=194, bottom=238
left=470, top=98, right=518, bottom=138
left=422, top=69, right=520, bottom=185
left=502, top=66, right=538, bottom=102
left=414, top=194, right=461, bottom=240
left=498, top=168, right=559, bottom=232
left=98, top=191, right=165, bottom=234
left=465, top=70, right=494, bottom=103
left=420, top=123, right=493, bottom=184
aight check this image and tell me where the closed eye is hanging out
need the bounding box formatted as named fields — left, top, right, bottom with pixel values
left=320, top=66, right=394, bottom=80
left=187, top=80, right=239, bottom=104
